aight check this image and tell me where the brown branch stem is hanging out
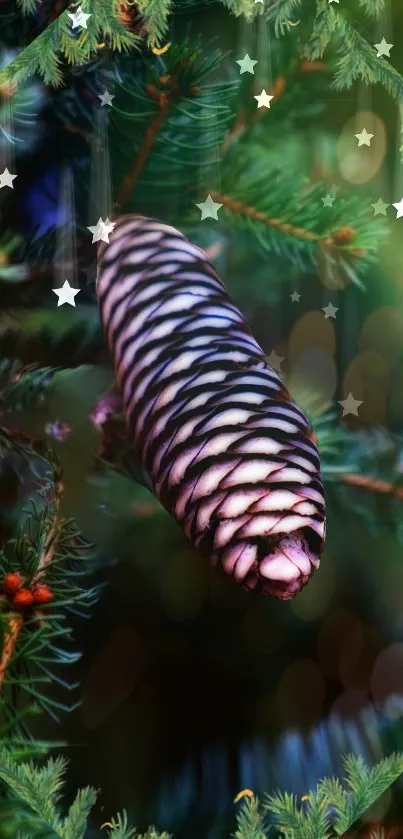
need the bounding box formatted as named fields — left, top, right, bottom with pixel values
left=0, top=614, right=23, bottom=694
left=221, top=60, right=327, bottom=153
left=340, top=473, right=403, bottom=500
left=207, top=192, right=365, bottom=255
left=115, top=91, right=172, bottom=211
left=34, top=474, right=64, bottom=582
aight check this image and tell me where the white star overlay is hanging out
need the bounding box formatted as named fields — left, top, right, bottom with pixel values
left=371, top=198, right=389, bottom=216
left=87, top=217, right=116, bottom=243
left=322, top=302, right=339, bottom=319
left=53, top=280, right=80, bottom=307
left=254, top=90, right=274, bottom=108
left=0, top=167, right=17, bottom=188
left=67, top=6, right=91, bottom=29
left=266, top=350, right=285, bottom=373
left=355, top=128, right=374, bottom=147
left=374, top=38, right=393, bottom=58
left=98, top=90, right=115, bottom=107
left=236, top=54, right=258, bottom=74
left=392, top=198, right=403, bottom=219
left=338, top=393, right=363, bottom=417
left=196, top=194, right=223, bottom=220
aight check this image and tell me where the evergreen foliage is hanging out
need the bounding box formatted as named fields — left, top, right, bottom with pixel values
left=1, top=0, right=403, bottom=834
left=0, top=0, right=400, bottom=96
left=0, top=748, right=402, bottom=838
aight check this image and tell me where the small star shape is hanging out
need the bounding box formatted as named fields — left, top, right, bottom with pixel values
left=0, top=167, right=17, bottom=188
left=236, top=54, right=258, bottom=75
left=355, top=128, right=374, bottom=147
left=322, top=302, right=339, bottom=319
left=98, top=89, right=115, bottom=107
left=67, top=6, right=91, bottom=29
left=338, top=392, right=363, bottom=417
left=322, top=193, right=335, bottom=207
left=374, top=37, right=393, bottom=58
left=196, top=194, right=223, bottom=220
left=371, top=198, right=389, bottom=216
left=328, top=0, right=339, bottom=4
left=254, top=90, right=274, bottom=109
left=392, top=197, right=403, bottom=219
left=52, top=280, right=80, bottom=307
left=266, top=350, right=285, bottom=373
left=253, top=0, right=264, bottom=4
left=87, top=217, right=116, bottom=243
left=290, top=291, right=301, bottom=303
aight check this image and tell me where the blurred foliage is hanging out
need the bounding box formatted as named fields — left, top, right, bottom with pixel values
left=1, top=0, right=403, bottom=837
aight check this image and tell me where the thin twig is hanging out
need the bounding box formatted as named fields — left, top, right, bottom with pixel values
left=115, top=71, right=178, bottom=211
left=0, top=615, right=23, bottom=694
left=204, top=241, right=224, bottom=261
left=207, top=191, right=365, bottom=255
left=221, top=60, right=327, bottom=153
left=340, top=473, right=403, bottom=500
left=34, top=474, right=63, bottom=581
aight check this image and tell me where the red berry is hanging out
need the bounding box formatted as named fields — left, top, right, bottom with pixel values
left=32, top=584, right=54, bottom=605
left=12, top=589, right=34, bottom=611
left=3, top=572, right=23, bottom=596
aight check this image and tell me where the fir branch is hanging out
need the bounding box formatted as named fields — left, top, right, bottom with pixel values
left=332, top=753, right=403, bottom=835
left=208, top=190, right=365, bottom=254
left=115, top=65, right=175, bottom=209
left=327, top=14, right=403, bottom=98
left=264, top=751, right=403, bottom=839
left=340, top=473, right=403, bottom=501
left=265, top=0, right=403, bottom=102
left=0, top=748, right=98, bottom=838
left=232, top=794, right=268, bottom=839
left=0, top=437, right=100, bottom=730
left=113, top=39, right=237, bottom=212
left=206, top=144, right=388, bottom=284
left=0, top=364, right=57, bottom=416
left=0, top=0, right=139, bottom=88
left=0, top=748, right=402, bottom=839
left=0, top=308, right=106, bottom=368
left=357, top=0, right=385, bottom=17
left=302, top=0, right=403, bottom=100
left=135, top=0, right=173, bottom=49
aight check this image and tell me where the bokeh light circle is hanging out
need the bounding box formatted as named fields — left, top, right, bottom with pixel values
left=370, top=643, right=403, bottom=720
left=337, top=110, right=387, bottom=185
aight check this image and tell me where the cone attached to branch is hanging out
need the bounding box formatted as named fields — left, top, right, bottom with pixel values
left=96, top=215, right=326, bottom=599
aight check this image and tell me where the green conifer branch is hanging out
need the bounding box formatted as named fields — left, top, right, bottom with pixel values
left=304, top=4, right=403, bottom=98
left=1, top=0, right=402, bottom=97
left=135, top=0, right=173, bottom=47
left=0, top=0, right=139, bottom=88
left=0, top=749, right=402, bottom=839
left=0, top=434, right=100, bottom=735
left=267, top=0, right=403, bottom=102
left=264, top=751, right=403, bottom=837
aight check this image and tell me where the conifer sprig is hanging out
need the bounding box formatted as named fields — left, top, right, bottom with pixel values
left=0, top=437, right=100, bottom=736
left=234, top=752, right=403, bottom=839
left=0, top=749, right=401, bottom=839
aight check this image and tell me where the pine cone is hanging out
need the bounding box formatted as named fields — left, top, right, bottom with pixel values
left=96, top=215, right=326, bottom=600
